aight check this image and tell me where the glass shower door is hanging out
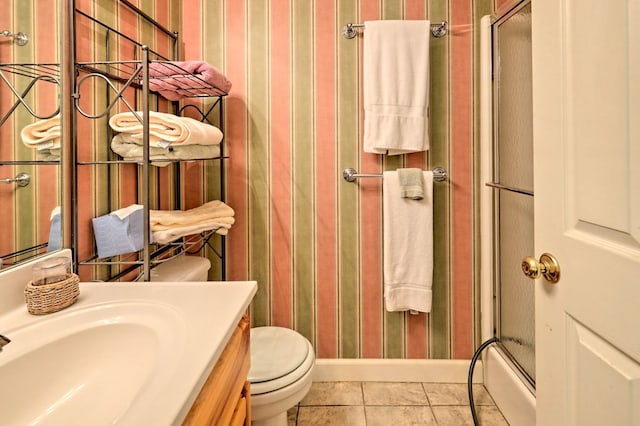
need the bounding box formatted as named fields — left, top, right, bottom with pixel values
left=491, top=1, right=535, bottom=387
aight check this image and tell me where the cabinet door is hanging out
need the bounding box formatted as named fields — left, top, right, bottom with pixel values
left=183, top=315, right=250, bottom=425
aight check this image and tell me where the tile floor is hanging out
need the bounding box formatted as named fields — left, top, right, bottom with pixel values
left=287, top=382, right=510, bottom=425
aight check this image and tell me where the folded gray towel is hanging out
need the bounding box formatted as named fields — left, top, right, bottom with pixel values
left=397, top=168, right=424, bottom=200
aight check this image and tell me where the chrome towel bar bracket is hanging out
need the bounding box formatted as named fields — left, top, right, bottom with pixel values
left=342, top=21, right=448, bottom=39
left=1, top=173, right=30, bottom=187
left=343, top=167, right=447, bottom=183
left=1, top=30, right=29, bottom=46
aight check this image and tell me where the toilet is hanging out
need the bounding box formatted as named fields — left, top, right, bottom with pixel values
left=152, top=255, right=315, bottom=426
left=248, top=326, right=315, bottom=426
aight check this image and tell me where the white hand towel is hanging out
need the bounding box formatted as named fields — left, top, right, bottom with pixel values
left=397, top=167, right=425, bottom=200
left=383, top=170, right=433, bottom=312
left=364, top=20, right=430, bottom=155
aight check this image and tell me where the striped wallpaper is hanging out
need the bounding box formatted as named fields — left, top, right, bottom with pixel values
left=180, top=0, right=493, bottom=360
left=4, top=0, right=495, bottom=361
left=0, top=0, right=61, bottom=267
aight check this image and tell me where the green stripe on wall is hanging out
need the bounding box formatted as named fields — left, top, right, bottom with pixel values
left=247, top=0, right=271, bottom=327
left=203, top=0, right=225, bottom=280
left=430, top=0, right=451, bottom=359
left=293, top=0, right=316, bottom=343
left=337, top=0, right=360, bottom=358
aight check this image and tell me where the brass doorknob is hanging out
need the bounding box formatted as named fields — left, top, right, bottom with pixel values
left=521, top=253, right=560, bottom=283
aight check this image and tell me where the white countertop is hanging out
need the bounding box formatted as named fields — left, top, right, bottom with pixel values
left=0, top=276, right=257, bottom=425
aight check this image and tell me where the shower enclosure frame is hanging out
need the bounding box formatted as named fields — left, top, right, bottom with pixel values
left=479, top=1, right=536, bottom=424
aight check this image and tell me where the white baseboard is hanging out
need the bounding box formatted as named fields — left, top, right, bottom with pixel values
left=312, top=359, right=483, bottom=383
left=484, top=347, right=536, bottom=426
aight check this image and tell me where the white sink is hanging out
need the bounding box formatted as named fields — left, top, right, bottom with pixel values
left=0, top=280, right=257, bottom=425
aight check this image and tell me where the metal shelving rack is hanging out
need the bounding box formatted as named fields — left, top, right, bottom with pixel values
left=70, top=0, right=227, bottom=282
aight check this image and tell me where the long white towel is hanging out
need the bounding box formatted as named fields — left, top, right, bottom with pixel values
left=383, top=170, right=433, bottom=312
left=109, top=111, right=223, bottom=147
left=364, top=20, right=430, bottom=155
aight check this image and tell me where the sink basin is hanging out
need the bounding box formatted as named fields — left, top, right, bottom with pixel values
left=1, top=302, right=185, bottom=425
left=0, top=280, right=257, bottom=425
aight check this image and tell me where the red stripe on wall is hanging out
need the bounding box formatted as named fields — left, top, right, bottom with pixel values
left=225, top=1, right=248, bottom=281
left=180, top=3, right=204, bottom=209
left=406, top=0, right=427, bottom=20
left=0, top=0, right=14, bottom=256
left=315, top=0, right=338, bottom=358
left=270, top=0, right=292, bottom=328
left=155, top=0, right=170, bottom=58
left=405, top=1, right=429, bottom=359
left=451, top=0, right=473, bottom=359
left=182, top=2, right=201, bottom=60
left=359, top=0, right=382, bottom=358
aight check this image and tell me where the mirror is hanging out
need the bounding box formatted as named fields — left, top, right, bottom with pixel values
left=0, top=0, right=62, bottom=270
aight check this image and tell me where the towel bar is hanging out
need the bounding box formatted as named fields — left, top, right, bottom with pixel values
left=343, top=167, right=447, bottom=183
left=342, top=21, right=448, bottom=39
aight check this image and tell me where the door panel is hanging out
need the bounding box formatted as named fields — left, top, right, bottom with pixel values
left=532, top=0, right=640, bottom=424
left=567, top=318, right=640, bottom=425
left=565, top=0, right=638, bottom=237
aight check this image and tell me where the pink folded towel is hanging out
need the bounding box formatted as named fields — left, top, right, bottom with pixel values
left=148, top=61, right=232, bottom=100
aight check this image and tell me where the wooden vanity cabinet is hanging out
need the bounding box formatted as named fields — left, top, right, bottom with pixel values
left=183, top=315, right=251, bottom=425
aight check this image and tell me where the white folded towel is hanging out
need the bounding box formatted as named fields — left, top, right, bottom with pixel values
left=150, top=200, right=235, bottom=244
left=21, top=114, right=61, bottom=150
left=383, top=170, right=433, bottom=312
left=110, top=134, right=221, bottom=166
left=364, top=20, right=430, bottom=155
left=150, top=200, right=234, bottom=230
left=109, top=111, right=223, bottom=147
left=151, top=217, right=235, bottom=244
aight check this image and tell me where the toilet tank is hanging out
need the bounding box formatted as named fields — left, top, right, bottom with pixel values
left=150, top=255, right=211, bottom=282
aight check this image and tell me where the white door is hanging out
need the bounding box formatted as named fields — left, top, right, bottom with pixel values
left=532, top=1, right=640, bottom=425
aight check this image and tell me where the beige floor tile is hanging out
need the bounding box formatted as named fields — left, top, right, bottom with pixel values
left=365, top=406, right=438, bottom=426
left=300, top=382, right=364, bottom=406
left=423, top=383, right=495, bottom=406
left=296, top=406, right=366, bottom=426
left=287, top=405, right=298, bottom=426
left=476, top=406, right=510, bottom=426
left=363, top=382, right=429, bottom=406
left=431, top=406, right=475, bottom=426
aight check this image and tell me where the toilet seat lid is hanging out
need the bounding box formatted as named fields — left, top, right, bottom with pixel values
left=249, top=327, right=310, bottom=383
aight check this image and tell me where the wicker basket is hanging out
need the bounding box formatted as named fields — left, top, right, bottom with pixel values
left=24, top=273, right=80, bottom=315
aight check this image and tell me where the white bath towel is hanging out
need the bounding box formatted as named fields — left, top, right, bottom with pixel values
left=383, top=170, right=433, bottom=312
left=111, top=134, right=221, bottom=166
left=109, top=111, right=223, bottom=147
left=364, top=20, right=430, bottom=155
